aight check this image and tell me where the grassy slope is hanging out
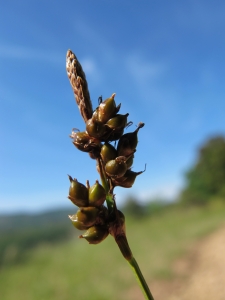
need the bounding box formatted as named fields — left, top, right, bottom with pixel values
left=1, top=202, right=225, bottom=300
left=0, top=209, right=73, bottom=266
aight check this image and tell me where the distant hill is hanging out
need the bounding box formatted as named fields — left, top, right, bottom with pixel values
left=0, top=208, right=74, bottom=230
left=0, top=208, right=76, bottom=267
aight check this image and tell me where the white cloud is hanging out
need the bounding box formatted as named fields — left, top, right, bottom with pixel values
left=125, top=53, right=168, bottom=83
left=0, top=44, right=63, bottom=66
left=80, top=57, right=102, bottom=85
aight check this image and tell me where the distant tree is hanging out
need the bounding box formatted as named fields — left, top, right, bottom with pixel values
left=180, top=136, right=225, bottom=205
left=145, top=199, right=168, bottom=215
left=122, top=197, right=146, bottom=217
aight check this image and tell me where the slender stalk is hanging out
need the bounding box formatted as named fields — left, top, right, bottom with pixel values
left=97, top=158, right=114, bottom=213
left=97, top=158, right=109, bottom=192
left=98, top=161, right=154, bottom=299
left=115, top=235, right=154, bottom=300
left=129, top=257, right=154, bottom=300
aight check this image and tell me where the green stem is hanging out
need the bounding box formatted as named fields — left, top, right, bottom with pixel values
left=97, top=158, right=114, bottom=213
left=115, top=235, right=154, bottom=300
left=129, top=257, right=154, bottom=300
left=98, top=158, right=154, bottom=299
left=97, top=158, right=109, bottom=192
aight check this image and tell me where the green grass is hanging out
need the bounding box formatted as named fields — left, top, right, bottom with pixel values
left=1, top=201, right=225, bottom=300
left=0, top=209, right=73, bottom=267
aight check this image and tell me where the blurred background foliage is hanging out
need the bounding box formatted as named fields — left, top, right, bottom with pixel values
left=1, top=135, right=225, bottom=299
left=180, top=136, right=225, bottom=205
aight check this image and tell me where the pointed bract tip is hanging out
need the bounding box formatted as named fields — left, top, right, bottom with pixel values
left=68, top=175, right=73, bottom=182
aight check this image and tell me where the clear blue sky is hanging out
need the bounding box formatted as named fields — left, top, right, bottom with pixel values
left=1, top=0, right=225, bottom=213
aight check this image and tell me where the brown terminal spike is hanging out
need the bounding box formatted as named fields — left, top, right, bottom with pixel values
left=66, top=49, right=93, bottom=122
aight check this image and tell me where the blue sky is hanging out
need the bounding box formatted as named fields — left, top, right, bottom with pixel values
left=1, top=0, right=225, bottom=213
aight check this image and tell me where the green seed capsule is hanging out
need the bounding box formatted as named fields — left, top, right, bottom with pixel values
left=68, top=206, right=100, bottom=230
left=98, top=93, right=117, bottom=123
left=92, top=98, right=121, bottom=124
left=100, top=142, right=117, bottom=164
left=68, top=175, right=89, bottom=207
left=70, top=130, right=90, bottom=143
left=80, top=225, right=109, bottom=244
left=112, top=168, right=145, bottom=188
left=86, top=118, right=109, bottom=139
left=89, top=180, right=106, bottom=207
left=71, top=131, right=90, bottom=152
left=78, top=207, right=100, bottom=226
left=68, top=214, right=89, bottom=230
left=70, top=130, right=101, bottom=155
left=126, top=154, right=134, bottom=169
left=117, top=122, right=145, bottom=156
left=107, top=128, right=124, bottom=142
left=105, top=156, right=127, bottom=178
left=106, top=113, right=129, bottom=131
left=92, top=107, right=100, bottom=123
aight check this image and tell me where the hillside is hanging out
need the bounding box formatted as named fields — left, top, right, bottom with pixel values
left=1, top=202, right=225, bottom=300
left=0, top=208, right=74, bottom=266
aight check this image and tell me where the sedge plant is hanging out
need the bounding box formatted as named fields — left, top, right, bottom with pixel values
left=66, top=49, right=154, bottom=300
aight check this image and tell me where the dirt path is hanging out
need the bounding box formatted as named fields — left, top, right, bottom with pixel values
left=152, top=225, right=225, bottom=300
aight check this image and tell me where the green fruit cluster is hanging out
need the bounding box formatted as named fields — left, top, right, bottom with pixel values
left=68, top=93, right=145, bottom=244
left=68, top=176, right=109, bottom=244
left=70, top=94, right=145, bottom=188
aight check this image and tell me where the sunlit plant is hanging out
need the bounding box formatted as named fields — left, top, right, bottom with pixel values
left=66, top=49, right=154, bottom=300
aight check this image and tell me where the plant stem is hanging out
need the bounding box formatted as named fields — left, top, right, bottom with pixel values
left=97, top=158, right=109, bottom=192
left=98, top=158, right=154, bottom=299
left=129, top=256, right=154, bottom=300
left=116, top=235, right=154, bottom=300
left=97, top=158, right=114, bottom=212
